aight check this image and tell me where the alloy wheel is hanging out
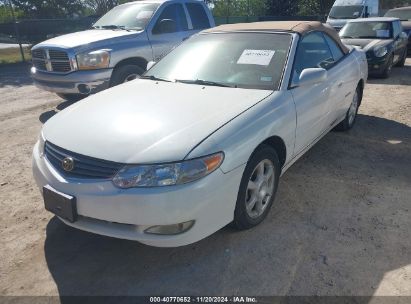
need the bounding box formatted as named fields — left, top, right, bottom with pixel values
left=245, top=159, right=275, bottom=219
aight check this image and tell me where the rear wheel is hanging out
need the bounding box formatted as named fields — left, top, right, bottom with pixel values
left=56, top=93, right=86, bottom=102
left=110, top=65, right=144, bottom=87
left=334, top=85, right=360, bottom=131
left=234, top=145, right=280, bottom=230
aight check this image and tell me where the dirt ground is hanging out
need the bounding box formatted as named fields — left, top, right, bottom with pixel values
left=0, top=59, right=410, bottom=299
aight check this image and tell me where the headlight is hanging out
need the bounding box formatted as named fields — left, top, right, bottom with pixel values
left=374, top=46, right=388, bottom=57
left=76, top=50, right=110, bottom=70
left=112, top=152, right=224, bottom=189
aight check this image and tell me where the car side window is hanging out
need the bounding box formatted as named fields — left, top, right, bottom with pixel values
left=292, top=32, right=335, bottom=77
left=323, top=33, right=344, bottom=62
left=152, top=3, right=188, bottom=35
left=186, top=3, right=210, bottom=30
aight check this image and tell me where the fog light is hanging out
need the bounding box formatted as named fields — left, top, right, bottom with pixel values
left=31, top=66, right=36, bottom=74
left=374, top=65, right=379, bottom=69
left=144, top=221, right=194, bottom=235
left=78, top=84, right=91, bottom=94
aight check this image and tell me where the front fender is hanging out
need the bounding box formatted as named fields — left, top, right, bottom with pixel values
left=186, top=91, right=297, bottom=173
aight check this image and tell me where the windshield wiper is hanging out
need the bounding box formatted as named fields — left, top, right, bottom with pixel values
left=175, top=79, right=236, bottom=88
left=140, top=75, right=172, bottom=82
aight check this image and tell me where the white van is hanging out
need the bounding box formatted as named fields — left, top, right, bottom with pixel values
left=327, top=0, right=379, bottom=31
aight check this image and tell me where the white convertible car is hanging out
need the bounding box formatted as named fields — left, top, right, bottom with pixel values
left=33, top=21, right=368, bottom=247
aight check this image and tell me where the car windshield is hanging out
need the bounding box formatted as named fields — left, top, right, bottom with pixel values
left=329, top=5, right=363, bottom=19
left=340, top=21, right=393, bottom=39
left=93, top=3, right=159, bottom=30
left=384, top=9, right=411, bottom=21
left=144, top=33, right=292, bottom=90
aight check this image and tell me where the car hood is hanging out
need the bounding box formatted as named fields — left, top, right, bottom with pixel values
left=327, top=19, right=349, bottom=28
left=42, top=80, right=272, bottom=164
left=33, top=29, right=141, bottom=49
left=340, top=38, right=392, bottom=51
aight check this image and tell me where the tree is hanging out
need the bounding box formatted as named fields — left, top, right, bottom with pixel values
left=10, top=0, right=84, bottom=18
left=83, top=0, right=119, bottom=15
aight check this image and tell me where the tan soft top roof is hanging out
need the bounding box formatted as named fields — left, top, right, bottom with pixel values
left=204, top=21, right=349, bottom=54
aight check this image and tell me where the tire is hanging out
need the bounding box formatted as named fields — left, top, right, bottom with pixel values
left=395, top=48, right=407, bottom=67
left=110, top=65, right=144, bottom=87
left=233, top=145, right=281, bottom=230
left=381, top=55, right=393, bottom=78
left=56, top=93, right=86, bottom=102
left=334, top=85, right=360, bottom=131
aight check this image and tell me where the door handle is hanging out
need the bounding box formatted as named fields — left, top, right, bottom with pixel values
left=338, top=82, right=343, bottom=88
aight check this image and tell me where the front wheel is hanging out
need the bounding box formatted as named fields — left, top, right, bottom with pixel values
left=234, top=145, right=281, bottom=230
left=110, top=65, right=144, bottom=87
left=56, top=93, right=86, bottom=102
left=334, top=86, right=360, bottom=131
left=395, top=48, right=407, bottom=67
left=381, top=55, right=394, bottom=78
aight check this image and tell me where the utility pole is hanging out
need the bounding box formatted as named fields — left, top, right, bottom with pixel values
left=7, top=0, right=25, bottom=62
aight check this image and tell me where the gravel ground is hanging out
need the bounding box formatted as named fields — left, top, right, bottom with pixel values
left=0, top=59, right=410, bottom=299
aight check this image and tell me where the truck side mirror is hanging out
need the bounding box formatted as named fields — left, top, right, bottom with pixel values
left=153, top=19, right=176, bottom=34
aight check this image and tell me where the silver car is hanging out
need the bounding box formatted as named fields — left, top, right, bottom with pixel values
left=30, top=0, right=214, bottom=101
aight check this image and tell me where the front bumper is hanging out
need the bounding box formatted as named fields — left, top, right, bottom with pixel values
left=31, top=67, right=112, bottom=95
left=32, top=142, right=244, bottom=247
left=366, top=55, right=390, bottom=75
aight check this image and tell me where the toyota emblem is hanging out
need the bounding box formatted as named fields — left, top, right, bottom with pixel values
left=62, top=157, right=74, bottom=172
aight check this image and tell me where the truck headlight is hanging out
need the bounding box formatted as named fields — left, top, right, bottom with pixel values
left=76, top=50, right=110, bottom=70
left=112, top=152, right=224, bottom=189
left=374, top=46, right=388, bottom=57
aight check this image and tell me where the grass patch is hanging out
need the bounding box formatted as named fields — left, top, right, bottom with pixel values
left=0, top=46, right=32, bottom=64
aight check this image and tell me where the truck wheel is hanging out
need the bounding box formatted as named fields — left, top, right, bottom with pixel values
left=381, top=55, right=393, bottom=78
left=233, top=145, right=280, bottom=230
left=395, top=48, right=407, bottom=67
left=334, top=85, right=360, bottom=131
left=56, top=93, right=86, bottom=102
left=110, top=65, right=144, bottom=87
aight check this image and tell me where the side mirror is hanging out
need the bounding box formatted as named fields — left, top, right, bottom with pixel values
left=295, top=68, right=327, bottom=87
left=153, top=19, right=176, bottom=34
left=146, top=61, right=156, bottom=71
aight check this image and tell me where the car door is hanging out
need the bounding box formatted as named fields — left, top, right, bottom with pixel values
left=323, top=33, right=358, bottom=125
left=290, top=32, right=336, bottom=155
left=147, top=3, right=191, bottom=61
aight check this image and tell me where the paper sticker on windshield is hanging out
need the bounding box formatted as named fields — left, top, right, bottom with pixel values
left=237, top=50, right=275, bottom=66
left=376, top=30, right=390, bottom=38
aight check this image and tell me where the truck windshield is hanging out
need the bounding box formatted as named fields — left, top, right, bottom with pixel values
left=340, top=21, right=392, bottom=39
left=329, top=5, right=363, bottom=19
left=384, top=9, right=411, bottom=21
left=93, top=3, right=160, bottom=30
left=144, top=32, right=292, bottom=91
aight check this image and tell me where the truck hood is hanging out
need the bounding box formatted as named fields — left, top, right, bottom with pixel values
left=42, top=80, right=272, bottom=164
left=340, top=38, right=392, bottom=51
left=34, top=29, right=141, bottom=49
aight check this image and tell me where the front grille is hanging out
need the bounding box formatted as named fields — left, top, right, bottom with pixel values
left=31, top=48, right=72, bottom=73
left=44, top=141, right=124, bottom=179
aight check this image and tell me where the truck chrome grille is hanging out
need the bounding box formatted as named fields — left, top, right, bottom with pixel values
left=31, top=48, right=73, bottom=73
left=44, top=141, right=124, bottom=179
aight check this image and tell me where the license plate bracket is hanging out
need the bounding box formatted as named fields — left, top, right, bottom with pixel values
left=43, top=185, right=77, bottom=223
